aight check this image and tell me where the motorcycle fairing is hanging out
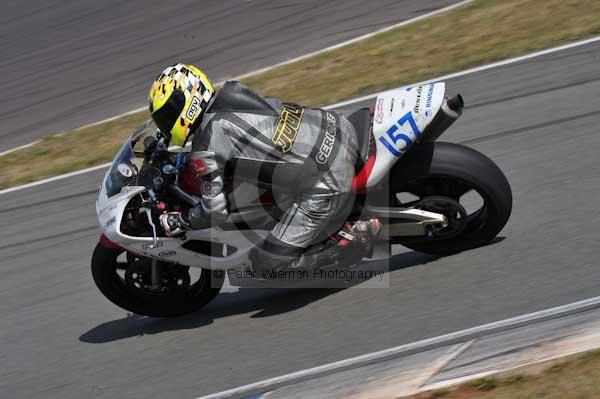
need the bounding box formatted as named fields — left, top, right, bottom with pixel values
left=368, top=82, right=446, bottom=187
left=97, top=174, right=272, bottom=269
left=94, top=84, right=456, bottom=271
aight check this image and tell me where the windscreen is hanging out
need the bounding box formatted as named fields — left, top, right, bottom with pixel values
left=104, top=119, right=157, bottom=197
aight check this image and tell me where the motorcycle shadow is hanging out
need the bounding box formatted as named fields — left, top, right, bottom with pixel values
left=79, top=250, right=440, bottom=344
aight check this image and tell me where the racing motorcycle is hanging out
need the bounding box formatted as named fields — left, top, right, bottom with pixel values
left=92, top=82, right=512, bottom=317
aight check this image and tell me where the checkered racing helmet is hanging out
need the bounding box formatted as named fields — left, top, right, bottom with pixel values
left=149, top=64, right=215, bottom=146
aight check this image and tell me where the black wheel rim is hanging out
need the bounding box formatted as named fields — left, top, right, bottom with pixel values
left=391, top=174, right=491, bottom=238
left=110, top=251, right=210, bottom=300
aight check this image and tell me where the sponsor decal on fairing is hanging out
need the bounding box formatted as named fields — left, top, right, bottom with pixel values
left=374, top=98, right=385, bottom=124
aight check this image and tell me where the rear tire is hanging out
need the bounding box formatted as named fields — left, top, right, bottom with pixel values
left=91, top=243, right=223, bottom=317
left=385, top=142, right=512, bottom=255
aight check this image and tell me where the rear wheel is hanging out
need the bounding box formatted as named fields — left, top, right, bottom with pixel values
left=91, top=243, right=224, bottom=317
left=384, top=142, right=512, bottom=255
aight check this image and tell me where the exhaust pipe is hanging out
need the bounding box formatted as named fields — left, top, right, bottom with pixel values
left=422, top=94, right=464, bottom=143
left=446, top=94, right=464, bottom=114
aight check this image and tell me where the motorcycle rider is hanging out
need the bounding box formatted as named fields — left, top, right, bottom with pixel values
left=149, top=63, right=380, bottom=274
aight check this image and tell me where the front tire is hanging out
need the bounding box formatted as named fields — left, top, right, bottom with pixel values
left=385, top=142, right=512, bottom=255
left=91, top=243, right=224, bottom=317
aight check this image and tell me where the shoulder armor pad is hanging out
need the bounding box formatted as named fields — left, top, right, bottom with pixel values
left=209, top=81, right=279, bottom=116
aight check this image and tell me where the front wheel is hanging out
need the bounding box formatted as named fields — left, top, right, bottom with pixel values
left=384, top=142, right=512, bottom=255
left=91, top=243, right=224, bottom=317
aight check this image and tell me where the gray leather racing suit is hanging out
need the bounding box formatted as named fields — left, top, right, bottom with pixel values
left=182, top=81, right=358, bottom=270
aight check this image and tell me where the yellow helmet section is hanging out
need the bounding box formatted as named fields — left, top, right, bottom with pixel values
left=148, top=63, right=215, bottom=146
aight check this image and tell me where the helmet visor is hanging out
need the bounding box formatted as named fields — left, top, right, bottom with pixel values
left=151, top=89, right=186, bottom=140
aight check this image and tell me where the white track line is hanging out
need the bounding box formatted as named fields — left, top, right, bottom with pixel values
left=229, top=0, right=475, bottom=81
left=2, top=34, right=600, bottom=196
left=0, top=163, right=112, bottom=195
left=0, top=140, right=41, bottom=157
left=197, top=295, right=600, bottom=399
left=0, top=0, right=474, bottom=156
left=326, top=35, right=600, bottom=109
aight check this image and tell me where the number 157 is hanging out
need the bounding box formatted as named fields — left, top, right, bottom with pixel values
left=378, top=112, right=421, bottom=157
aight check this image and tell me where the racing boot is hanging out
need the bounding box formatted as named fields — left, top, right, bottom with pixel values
left=301, top=218, right=382, bottom=269
left=332, top=218, right=382, bottom=250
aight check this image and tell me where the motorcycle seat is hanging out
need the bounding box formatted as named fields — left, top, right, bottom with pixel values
left=347, top=108, right=372, bottom=172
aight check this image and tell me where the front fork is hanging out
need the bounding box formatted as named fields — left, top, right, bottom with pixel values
left=150, top=258, right=162, bottom=289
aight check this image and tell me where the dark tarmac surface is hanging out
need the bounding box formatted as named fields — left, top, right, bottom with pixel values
left=2, top=40, right=599, bottom=398
left=0, top=0, right=457, bottom=152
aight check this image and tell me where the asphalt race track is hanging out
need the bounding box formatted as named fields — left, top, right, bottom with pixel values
left=2, top=40, right=600, bottom=398
left=0, top=0, right=458, bottom=152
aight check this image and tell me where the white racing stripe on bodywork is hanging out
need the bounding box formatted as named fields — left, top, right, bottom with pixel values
left=197, top=295, right=600, bottom=399
left=2, top=35, right=600, bottom=196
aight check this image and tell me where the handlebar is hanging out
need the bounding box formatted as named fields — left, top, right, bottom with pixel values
left=168, top=184, right=201, bottom=207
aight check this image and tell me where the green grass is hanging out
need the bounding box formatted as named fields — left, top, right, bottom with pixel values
left=2, top=0, right=600, bottom=189
left=410, top=349, right=600, bottom=399
left=243, top=0, right=600, bottom=106
left=0, top=112, right=149, bottom=189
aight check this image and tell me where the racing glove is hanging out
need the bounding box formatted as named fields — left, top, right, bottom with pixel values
left=159, top=212, right=190, bottom=237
